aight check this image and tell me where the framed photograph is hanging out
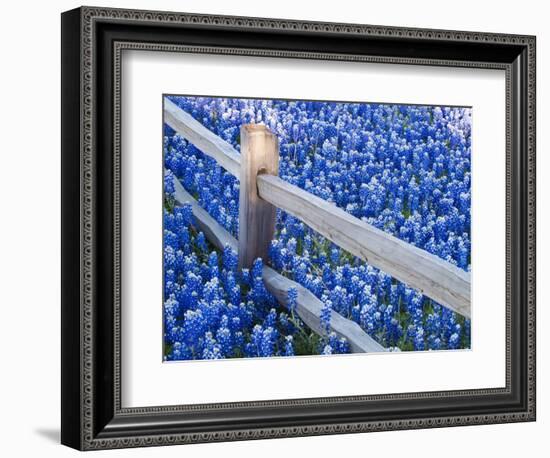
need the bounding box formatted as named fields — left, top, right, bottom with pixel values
left=61, top=6, right=536, bottom=450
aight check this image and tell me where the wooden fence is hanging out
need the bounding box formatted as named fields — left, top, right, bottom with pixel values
left=164, top=98, right=472, bottom=351
left=170, top=176, right=384, bottom=353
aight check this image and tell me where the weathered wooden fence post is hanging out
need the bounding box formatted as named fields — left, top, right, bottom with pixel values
left=238, top=124, right=279, bottom=270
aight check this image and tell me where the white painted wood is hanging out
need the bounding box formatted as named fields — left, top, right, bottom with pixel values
left=257, top=174, right=471, bottom=319
left=164, top=98, right=241, bottom=177
left=170, top=171, right=385, bottom=353
left=238, top=125, right=279, bottom=270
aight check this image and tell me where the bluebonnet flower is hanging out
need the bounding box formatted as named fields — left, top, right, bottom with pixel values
left=428, top=335, right=442, bottom=350
left=196, top=232, right=208, bottom=253
left=283, top=336, right=295, bottom=356
left=163, top=96, right=472, bottom=360
left=164, top=171, right=176, bottom=197
left=182, top=309, right=206, bottom=347
left=413, top=327, right=425, bottom=351
left=269, top=240, right=284, bottom=270
left=208, top=252, right=219, bottom=280
left=216, top=323, right=233, bottom=356
left=202, top=332, right=223, bottom=359
left=260, top=327, right=277, bottom=357
left=264, top=308, right=277, bottom=328
left=222, top=245, right=238, bottom=273
left=167, top=341, right=192, bottom=361
left=240, top=268, right=251, bottom=287
left=287, top=287, right=298, bottom=314
left=448, top=332, right=460, bottom=350
left=224, top=272, right=241, bottom=306
left=328, top=332, right=350, bottom=354
left=320, top=300, right=332, bottom=334
left=176, top=203, right=194, bottom=227
left=164, top=230, right=179, bottom=250
left=251, top=258, right=263, bottom=280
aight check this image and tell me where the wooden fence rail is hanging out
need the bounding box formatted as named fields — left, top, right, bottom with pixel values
left=165, top=98, right=241, bottom=177
left=170, top=172, right=385, bottom=353
left=164, top=98, right=471, bottom=319
left=256, top=174, right=471, bottom=318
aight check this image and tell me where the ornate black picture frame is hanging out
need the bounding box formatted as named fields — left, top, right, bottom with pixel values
left=61, top=6, right=536, bottom=450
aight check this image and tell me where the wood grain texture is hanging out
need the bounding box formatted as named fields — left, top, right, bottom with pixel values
left=170, top=171, right=385, bottom=353
left=238, top=125, right=279, bottom=270
left=164, top=98, right=241, bottom=177
left=257, top=174, right=471, bottom=318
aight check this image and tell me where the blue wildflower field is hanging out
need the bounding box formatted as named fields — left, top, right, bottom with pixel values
left=163, top=96, right=471, bottom=361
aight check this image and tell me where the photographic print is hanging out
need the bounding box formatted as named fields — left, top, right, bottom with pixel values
left=61, top=9, right=536, bottom=448
left=162, top=95, right=472, bottom=361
